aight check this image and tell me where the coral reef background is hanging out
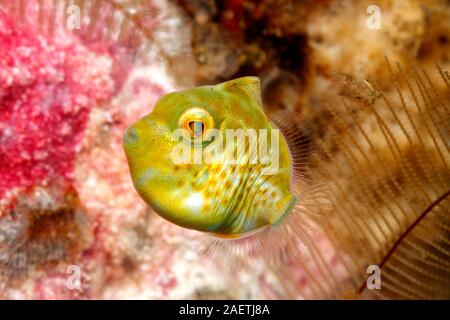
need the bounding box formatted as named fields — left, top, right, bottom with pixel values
left=0, top=0, right=449, bottom=299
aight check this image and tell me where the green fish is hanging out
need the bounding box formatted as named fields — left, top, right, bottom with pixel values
left=123, top=77, right=329, bottom=266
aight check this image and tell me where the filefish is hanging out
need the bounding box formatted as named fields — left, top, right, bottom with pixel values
left=123, top=77, right=330, bottom=267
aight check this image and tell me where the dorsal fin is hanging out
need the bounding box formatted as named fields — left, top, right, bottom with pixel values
left=269, top=111, right=314, bottom=185
left=217, top=76, right=263, bottom=108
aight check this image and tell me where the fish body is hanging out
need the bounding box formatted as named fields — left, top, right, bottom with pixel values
left=123, top=77, right=326, bottom=265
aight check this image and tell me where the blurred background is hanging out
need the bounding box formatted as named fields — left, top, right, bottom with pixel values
left=0, top=0, right=449, bottom=299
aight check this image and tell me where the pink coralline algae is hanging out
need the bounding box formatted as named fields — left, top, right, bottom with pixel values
left=0, top=11, right=115, bottom=199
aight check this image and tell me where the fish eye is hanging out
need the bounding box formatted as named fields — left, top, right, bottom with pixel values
left=179, top=108, right=214, bottom=138
left=187, top=120, right=205, bottom=137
